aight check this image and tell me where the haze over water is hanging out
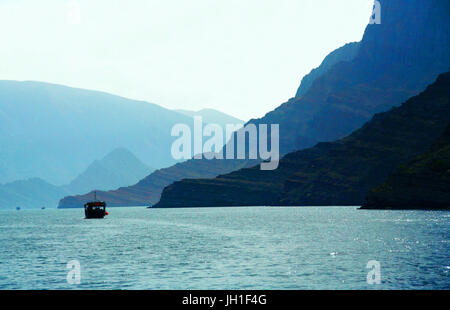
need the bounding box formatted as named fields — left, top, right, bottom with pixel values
left=0, top=207, right=448, bottom=289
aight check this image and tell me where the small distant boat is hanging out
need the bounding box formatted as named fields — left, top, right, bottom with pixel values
left=16, top=207, right=21, bottom=211
left=41, top=207, right=46, bottom=210
left=84, top=201, right=107, bottom=219
left=84, top=192, right=108, bottom=219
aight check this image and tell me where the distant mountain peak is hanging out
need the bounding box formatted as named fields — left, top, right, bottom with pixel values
left=102, top=147, right=140, bottom=161
left=58, top=1, right=450, bottom=209
left=0, top=80, right=198, bottom=184
left=153, top=72, right=450, bottom=208
left=63, top=147, right=153, bottom=195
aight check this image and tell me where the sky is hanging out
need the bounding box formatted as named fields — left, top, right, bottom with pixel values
left=0, top=0, right=373, bottom=121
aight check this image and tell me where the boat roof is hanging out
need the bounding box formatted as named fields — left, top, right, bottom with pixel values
left=84, top=201, right=106, bottom=207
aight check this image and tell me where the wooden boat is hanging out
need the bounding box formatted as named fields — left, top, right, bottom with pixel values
left=84, top=192, right=108, bottom=219
left=84, top=201, right=107, bottom=219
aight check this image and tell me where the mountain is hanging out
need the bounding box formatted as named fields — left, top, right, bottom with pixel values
left=153, top=72, right=450, bottom=208
left=0, top=178, right=68, bottom=209
left=174, top=108, right=245, bottom=156
left=174, top=108, right=243, bottom=124
left=58, top=158, right=253, bottom=208
left=62, top=148, right=153, bottom=195
left=151, top=0, right=450, bottom=207
left=295, top=42, right=360, bottom=98
left=362, top=126, right=450, bottom=210
left=247, top=0, right=450, bottom=155
left=0, top=148, right=153, bottom=209
left=58, top=0, right=450, bottom=208
left=0, top=81, right=200, bottom=185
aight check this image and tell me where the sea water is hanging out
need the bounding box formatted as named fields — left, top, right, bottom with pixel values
left=0, top=207, right=448, bottom=289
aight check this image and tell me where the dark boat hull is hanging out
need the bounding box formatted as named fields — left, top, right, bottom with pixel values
left=84, top=201, right=107, bottom=219
left=84, top=209, right=105, bottom=219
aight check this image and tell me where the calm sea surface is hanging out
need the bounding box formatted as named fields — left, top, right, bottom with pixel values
left=0, top=207, right=448, bottom=289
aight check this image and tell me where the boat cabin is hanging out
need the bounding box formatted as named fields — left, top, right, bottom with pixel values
left=84, top=201, right=107, bottom=219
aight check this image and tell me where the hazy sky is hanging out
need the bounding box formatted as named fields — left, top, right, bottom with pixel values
left=0, top=0, right=373, bottom=120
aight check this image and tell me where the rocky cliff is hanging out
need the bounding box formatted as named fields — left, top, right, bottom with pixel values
left=362, top=126, right=450, bottom=210
left=154, top=72, right=450, bottom=207
left=59, top=0, right=450, bottom=208
left=295, top=42, right=360, bottom=98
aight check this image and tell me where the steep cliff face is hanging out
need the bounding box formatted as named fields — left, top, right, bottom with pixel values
left=59, top=0, right=450, bottom=208
left=295, top=42, right=360, bottom=98
left=362, top=126, right=450, bottom=210
left=151, top=0, right=450, bottom=208
left=252, top=0, right=450, bottom=153
left=154, top=72, right=450, bottom=208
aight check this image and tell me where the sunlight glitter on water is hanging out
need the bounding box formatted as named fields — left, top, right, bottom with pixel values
left=0, top=207, right=448, bottom=289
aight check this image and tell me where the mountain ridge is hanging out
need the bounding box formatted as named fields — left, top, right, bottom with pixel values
left=58, top=0, right=450, bottom=208
left=154, top=72, right=450, bottom=208
left=62, top=147, right=154, bottom=195
left=295, top=42, right=360, bottom=98
left=0, top=147, right=154, bottom=209
left=362, top=125, right=450, bottom=210
left=174, top=108, right=243, bottom=124
left=0, top=178, right=68, bottom=210
left=58, top=158, right=255, bottom=208
left=0, top=80, right=195, bottom=184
